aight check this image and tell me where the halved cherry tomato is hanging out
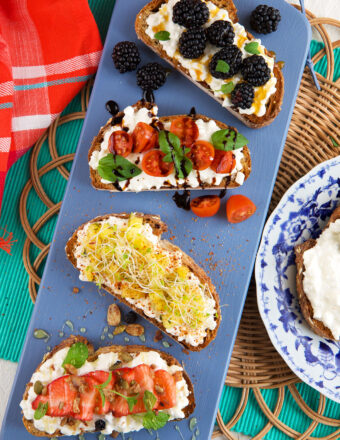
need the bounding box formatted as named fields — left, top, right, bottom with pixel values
left=210, top=150, right=236, bottom=174
left=132, top=122, right=158, bottom=153
left=141, top=150, right=174, bottom=177
left=170, top=117, right=199, bottom=147
left=187, top=140, right=215, bottom=170
left=190, top=195, right=221, bottom=217
left=226, top=195, right=256, bottom=223
left=108, top=130, right=133, bottom=157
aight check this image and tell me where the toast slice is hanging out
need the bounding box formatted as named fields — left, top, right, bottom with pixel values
left=295, top=207, right=340, bottom=340
left=88, top=100, right=251, bottom=192
left=21, top=335, right=195, bottom=437
left=135, top=0, right=284, bottom=128
left=66, top=212, right=221, bottom=351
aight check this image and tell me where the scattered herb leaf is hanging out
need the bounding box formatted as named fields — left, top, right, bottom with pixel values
left=155, top=31, right=170, bottom=41
left=62, top=342, right=88, bottom=369
left=244, top=42, right=260, bottom=55
left=34, top=402, right=48, bottom=420
left=330, top=137, right=339, bottom=147
left=189, top=417, right=197, bottom=431
left=94, top=372, right=112, bottom=407
left=111, top=390, right=139, bottom=411
left=215, top=60, right=230, bottom=73
left=33, top=329, right=50, bottom=340
left=143, top=411, right=170, bottom=430
left=143, top=390, right=157, bottom=412
left=211, top=129, right=248, bottom=151
left=216, top=82, right=235, bottom=95
left=97, top=153, right=142, bottom=183
left=159, top=131, right=193, bottom=179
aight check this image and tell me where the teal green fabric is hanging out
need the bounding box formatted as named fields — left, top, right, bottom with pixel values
left=0, top=2, right=339, bottom=434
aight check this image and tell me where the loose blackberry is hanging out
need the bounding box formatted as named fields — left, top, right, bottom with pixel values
left=112, top=41, right=141, bottom=73
left=206, top=20, right=235, bottom=47
left=231, top=83, right=254, bottom=109
left=209, top=45, right=242, bottom=79
left=241, top=55, right=271, bottom=86
left=250, top=5, right=281, bottom=34
left=172, top=0, right=209, bottom=28
left=95, top=420, right=106, bottom=431
left=179, top=27, right=207, bottom=59
left=125, top=311, right=137, bottom=324
left=136, top=63, right=167, bottom=90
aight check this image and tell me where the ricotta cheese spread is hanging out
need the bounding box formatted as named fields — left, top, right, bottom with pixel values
left=89, top=104, right=246, bottom=188
left=302, top=219, right=340, bottom=340
left=145, top=0, right=277, bottom=117
left=20, top=348, right=190, bottom=436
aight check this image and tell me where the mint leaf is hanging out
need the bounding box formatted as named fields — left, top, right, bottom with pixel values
left=158, top=131, right=193, bottom=179
left=62, top=342, right=88, bottom=369
left=34, top=402, right=48, bottom=420
left=217, top=82, right=235, bottom=95
left=97, top=153, right=142, bottom=183
left=330, top=137, right=339, bottom=147
left=244, top=42, right=260, bottom=55
left=111, top=390, right=139, bottom=412
left=94, top=372, right=113, bottom=407
left=154, top=31, right=170, bottom=41
left=211, top=129, right=248, bottom=151
left=215, top=60, right=230, bottom=73
left=143, top=411, right=170, bottom=430
left=143, top=390, right=157, bottom=412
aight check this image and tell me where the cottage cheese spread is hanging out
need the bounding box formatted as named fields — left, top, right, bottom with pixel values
left=302, top=219, right=340, bottom=340
left=20, top=348, right=190, bottom=435
left=145, top=0, right=277, bottom=117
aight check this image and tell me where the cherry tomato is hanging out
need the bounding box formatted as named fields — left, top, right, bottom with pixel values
left=141, top=150, right=174, bottom=177
left=226, top=195, right=256, bottom=223
left=132, top=122, right=158, bottom=153
left=108, top=130, right=133, bottom=157
left=187, top=140, right=215, bottom=170
left=190, top=195, right=221, bottom=217
left=210, top=150, right=236, bottom=174
left=170, top=117, right=199, bottom=147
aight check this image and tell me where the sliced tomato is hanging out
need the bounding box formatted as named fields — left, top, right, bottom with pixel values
left=170, top=117, right=199, bottom=147
left=190, top=195, right=221, bottom=218
left=132, top=122, right=158, bottom=153
left=210, top=150, right=236, bottom=174
left=226, top=195, right=256, bottom=223
left=108, top=130, right=133, bottom=157
left=154, top=370, right=177, bottom=409
left=187, top=140, right=215, bottom=170
left=141, top=150, right=174, bottom=177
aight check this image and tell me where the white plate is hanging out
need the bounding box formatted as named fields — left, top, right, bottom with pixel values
left=255, top=156, right=340, bottom=402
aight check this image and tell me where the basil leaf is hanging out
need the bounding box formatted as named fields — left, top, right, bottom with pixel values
left=244, top=42, right=260, bottom=55
left=154, top=31, right=170, bottom=41
left=34, top=402, right=48, bottom=420
left=111, top=390, right=139, bottom=412
left=211, top=129, right=248, bottom=151
left=143, top=390, right=157, bottom=412
left=142, top=411, right=170, bottom=430
left=215, top=60, right=230, bottom=73
left=158, top=131, right=193, bottom=179
left=62, top=342, right=88, bottom=369
left=97, top=154, right=142, bottom=183
left=217, top=82, right=235, bottom=95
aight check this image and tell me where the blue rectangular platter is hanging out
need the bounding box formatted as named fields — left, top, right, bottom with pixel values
left=1, top=1, right=310, bottom=439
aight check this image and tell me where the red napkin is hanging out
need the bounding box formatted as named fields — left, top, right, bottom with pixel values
left=0, top=0, right=103, bottom=210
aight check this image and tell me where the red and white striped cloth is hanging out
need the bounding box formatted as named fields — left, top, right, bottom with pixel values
left=0, top=0, right=103, bottom=210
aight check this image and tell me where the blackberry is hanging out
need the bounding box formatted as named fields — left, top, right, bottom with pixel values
left=209, top=45, right=242, bottom=79
left=206, top=20, right=235, bottom=47
left=250, top=5, right=281, bottom=34
left=112, top=41, right=141, bottom=73
left=231, top=83, right=254, bottom=109
left=179, top=27, right=207, bottom=59
left=125, top=311, right=138, bottom=324
left=241, top=55, right=271, bottom=86
left=95, top=420, right=106, bottom=431
left=136, top=63, right=167, bottom=90
left=172, top=0, right=209, bottom=28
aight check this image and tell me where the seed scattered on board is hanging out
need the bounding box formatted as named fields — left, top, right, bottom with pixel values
left=33, top=329, right=50, bottom=341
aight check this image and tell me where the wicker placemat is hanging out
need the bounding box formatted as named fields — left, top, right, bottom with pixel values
left=19, top=10, right=340, bottom=440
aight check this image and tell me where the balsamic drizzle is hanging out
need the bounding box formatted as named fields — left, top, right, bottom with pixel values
left=172, top=190, right=191, bottom=210
left=111, top=114, right=124, bottom=126
left=143, top=88, right=155, bottom=103
left=105, top=100, right=119, bottom=117
left=188, top=106, right=196, bottom=118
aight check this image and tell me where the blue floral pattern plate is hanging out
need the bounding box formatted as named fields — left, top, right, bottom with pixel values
left=255, top=156, right=340, bottom=402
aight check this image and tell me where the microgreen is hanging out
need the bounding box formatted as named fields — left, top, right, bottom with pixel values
left=111, top=390, right=139, bottom=411
left=143, top=390, right=157, bottom=412
left=34, top=402, right=48, bottom=420
left=158, top=131, right=193, bottom=178
left=211, top=128, right=248, bottom=151
left=244, top=42, right=260, bottom=55
left=142, top=411, right=170, bottom=430
left=215, top=60, right=230, bottom=73
left=330, top=137, right=339, bottom=147
left=97, top=154, right=142, bottom=183
left=95, top=372, right=112, bottom=407
left=62, top=342, right=88, bottom=369
left=216, top=82, right=235, bottom=95
left=154, top=31, right=170, bottom=41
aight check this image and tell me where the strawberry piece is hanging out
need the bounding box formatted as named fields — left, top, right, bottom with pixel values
left=110, top=396, right=130, bottom=417
left=154, top=370, right=177, bottom=409
left=73, top=376, right=97, bottom=421
left=87, top=370, right=114, bottom=415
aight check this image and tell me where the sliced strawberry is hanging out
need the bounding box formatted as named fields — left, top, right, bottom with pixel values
left=133, top=365, right=154, bottom=393
left=118, top=367, right=135, bottom=383
left=73, top=376, right=97, bottom=421
left=110, top=396, right=130, bottom=417
left=154, top=370, right=177, bottom=409
left=87, top=370, right=114, bottom=415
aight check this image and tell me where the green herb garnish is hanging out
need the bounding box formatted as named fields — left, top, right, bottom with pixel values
left=97, top=153, right=142, bottom=183
left=216, top=82, right=235, bottom=95
left=330, top=137, right=339, bottom=147
left=143, top=390, right=157, bottom=412
left=142, top=411, right=170, bottom=430
left=158, top=131, right=193, bottom=179
left=62, top=342, right=88, bottom=369
left=244, top=42, right=260, bottom=55
left=34, top=402, right=48, bottom=420
left=95, top=372, right=113, bottom=407
left=154, top=31, right=170, bottom=41
left=215, top=60, right=230, bottom=73
left=211, top=128, right=248, bottom=151
left=111, top=390, right=139, bottom=411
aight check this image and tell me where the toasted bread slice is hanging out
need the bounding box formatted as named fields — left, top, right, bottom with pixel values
left=88, top=100, right=251, bottom=192
left=135, top=0, right=284, bottom=128
left=21, top=335, right=195, bottom=437
left=66, top=212, right=221, bottom=351
left=295, top=207, right=340, bottom=340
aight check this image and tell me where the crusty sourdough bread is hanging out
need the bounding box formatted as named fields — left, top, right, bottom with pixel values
left=135, top=0, right=284, bottom=128
left=65, top=213, right=221, bottom=351
left=22, top=335, right=195, bottom=437
left=88, top=100, right=251, bottom=191
left=295, top=206, right=340, bottom=341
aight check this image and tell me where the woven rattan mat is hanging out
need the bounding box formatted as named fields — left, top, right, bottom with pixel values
left=19, top=10, right=340, bottom=440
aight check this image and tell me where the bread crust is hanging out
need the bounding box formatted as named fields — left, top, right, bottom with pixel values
left=65, top=213, right=221, bottom=351
left=294, top=206, right=340, bottom=341
left=135, top=0, right=284, bottom=128
left=88, top=100, right=251, bottom=192
left=22, top=335, right=195, bottom=437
